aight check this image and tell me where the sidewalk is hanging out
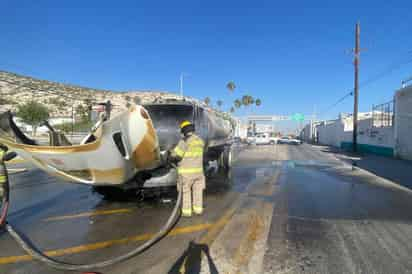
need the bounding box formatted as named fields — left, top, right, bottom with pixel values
left=313, top=144, right=412, bottom=190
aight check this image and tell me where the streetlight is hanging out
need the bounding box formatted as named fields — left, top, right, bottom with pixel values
left=179, top=73, right=190, bottom=97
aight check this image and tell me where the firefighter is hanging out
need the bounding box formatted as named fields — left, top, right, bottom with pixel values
left=170, top=120, right=205, bottom=217
left=0, top=144, right=8, bottom=197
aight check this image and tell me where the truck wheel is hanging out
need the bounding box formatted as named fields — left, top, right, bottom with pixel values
left=219, top=146, right=233, bottom=185
left=269, top=140, right=275, bottom=145
left=220, top=145, right=232, bottom=172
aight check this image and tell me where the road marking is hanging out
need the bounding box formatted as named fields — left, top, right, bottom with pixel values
left=5, top=168, right=27, bottom=174
left=6, top=158, right=26, bottom=164
left=179, top=202, right=239, bottom=273
left=181, top=171, right=281, bottom=273
left=44, top=208, right=134, bottom=221
left=0, top=223, right=213, bottom=265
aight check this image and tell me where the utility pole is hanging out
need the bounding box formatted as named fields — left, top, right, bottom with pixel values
left=353, top=22, right=360, bottom=152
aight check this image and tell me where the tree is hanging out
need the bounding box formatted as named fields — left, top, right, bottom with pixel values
left=234, top=99, right=242, bottom=108
left=76, top=104, right=89, bottom=123
left=226, top=81, right=236, bottom=93
left=84, top=98, right=93, bottom=106
left=204, top=97, right=211, bottom=106
left=230, top=107, right=235, bottom=113
left=17, top=101, right=49, bottom=136
left=134, top=96, right=142, bottom=105
left=76, top=104, right=85, bottom=116
left=242, top=95, right=250, bottom=106
left=255, top=98, right=262, bottom=106
left=125, top=95, right=131, bottom=102
left=217, top=100, right=223, bottom=109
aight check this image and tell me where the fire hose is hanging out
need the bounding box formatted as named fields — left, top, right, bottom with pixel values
left=0, top=146, right=182, bottom=271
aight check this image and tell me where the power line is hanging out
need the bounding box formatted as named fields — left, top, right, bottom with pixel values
left=319, top=91, right=353, bottom=116
left=319, top=54, right=412, bottom=117
left=359, top=57, right=412, bottom=88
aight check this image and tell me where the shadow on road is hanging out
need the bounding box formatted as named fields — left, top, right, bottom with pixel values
left=168, top=241, right=218, bottom=274
left=320, top=145, right=412, bottom=190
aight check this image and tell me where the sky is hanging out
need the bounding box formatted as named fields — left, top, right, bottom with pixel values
left=1, top=0, right=412, bottom=122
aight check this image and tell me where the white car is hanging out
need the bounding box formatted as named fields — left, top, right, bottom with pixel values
left=278, top=136, right=301, bottom=145
left=254, top=133, right=278, bottom=145
left=246, top=135, right=256, bottom=144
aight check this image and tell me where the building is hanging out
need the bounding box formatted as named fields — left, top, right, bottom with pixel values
left=394, top=81, right=412, bottom=160
left=299, top=109, right=394, bottom=156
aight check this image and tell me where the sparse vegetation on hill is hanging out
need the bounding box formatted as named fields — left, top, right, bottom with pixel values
left=0, top=71, right=173, bottom=117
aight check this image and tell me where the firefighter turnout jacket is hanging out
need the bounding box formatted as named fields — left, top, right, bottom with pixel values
left=172, top=133, right=205, bottom=176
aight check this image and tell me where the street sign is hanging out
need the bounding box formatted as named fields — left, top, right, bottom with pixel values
left=246, top=114, right=305, bottom=122
left=291, top=113, right=305, bottom=121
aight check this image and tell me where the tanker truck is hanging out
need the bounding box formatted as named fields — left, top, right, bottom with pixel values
left=0, top=97, right=234, bottom=198
left=140, top=97, right=234, bottom=188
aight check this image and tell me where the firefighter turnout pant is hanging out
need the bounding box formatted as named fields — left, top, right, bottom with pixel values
left=0, top=149, right=5, bottom=197
left=178, top=175, right=205, bottom=217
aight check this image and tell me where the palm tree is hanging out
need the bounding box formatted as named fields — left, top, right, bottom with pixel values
left=217, top=100, right=223, bottom=109
left=230, top=107, right=235, bottom=113
left=242, top=95, right=253, bottom=106
left=234, top=99, right=242, bottom=108
left=241, top=95, right=248, bottom=106
left=255, top=98, right=261, bottom=106
left=226, top=81, right=236, bottom=93
left=204, top=97, right=211, bottom=106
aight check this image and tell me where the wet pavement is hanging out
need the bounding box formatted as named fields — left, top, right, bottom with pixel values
left=1, top=144, right=412, bottom=273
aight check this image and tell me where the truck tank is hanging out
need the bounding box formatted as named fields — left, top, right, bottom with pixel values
left=143, top=100, right=232, bottom=152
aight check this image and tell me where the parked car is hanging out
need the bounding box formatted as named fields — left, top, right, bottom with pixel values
left=246, top=135, right=256, bottom=145
left=278, top=136, right=301, bottom=145
left=233, top=137, right=241, bottom=144
left=254, top=133, right=278, bottom=145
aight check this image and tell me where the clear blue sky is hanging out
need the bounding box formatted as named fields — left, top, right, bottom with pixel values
left=1, top=0, right=412, bottom=120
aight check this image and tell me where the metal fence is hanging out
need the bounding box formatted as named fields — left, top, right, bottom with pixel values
left=372, top=100, right=394, bottom=128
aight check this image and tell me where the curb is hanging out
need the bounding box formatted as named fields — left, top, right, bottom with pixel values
left=318, top=146, right=412, bottom=195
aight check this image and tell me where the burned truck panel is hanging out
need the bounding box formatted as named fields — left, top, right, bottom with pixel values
left=144, top=102, right=232, bottom=152
left=143, top=104, right=194, bottom=151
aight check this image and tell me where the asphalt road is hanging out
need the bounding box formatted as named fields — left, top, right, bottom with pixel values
left=1, top=144, right=412, bottom=273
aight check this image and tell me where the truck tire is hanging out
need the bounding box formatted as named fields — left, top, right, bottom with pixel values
left=218, top=145, right=233, bottom=184
left=220, top=145, right=232, bottom=172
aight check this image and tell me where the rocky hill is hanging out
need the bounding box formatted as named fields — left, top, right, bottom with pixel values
left=0, top=71, right=176, bottom=117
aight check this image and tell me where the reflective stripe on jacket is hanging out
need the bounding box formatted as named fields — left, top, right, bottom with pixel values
left=173, top=134, right=204, bottom=175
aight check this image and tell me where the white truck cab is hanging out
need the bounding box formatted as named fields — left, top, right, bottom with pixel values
left=255, top=133, right=277, bottom=145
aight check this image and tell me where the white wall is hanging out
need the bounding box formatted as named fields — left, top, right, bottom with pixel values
left=316, top=116, right=393, bottom=150
left=357, top=118, right=394, bottom=148
left=394, top=85, right=412, bottom=160
left=49, top=117, right=74, bottom=126
left=316, top=119, right=348, bottom=147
